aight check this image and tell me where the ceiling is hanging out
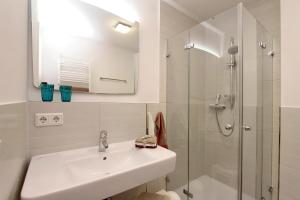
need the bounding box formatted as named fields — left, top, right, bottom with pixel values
left=162, top=0, right=280, bottom=38
left=245, top=0, right=280, bottom=37
left=163, top=0, right=262, bottom=22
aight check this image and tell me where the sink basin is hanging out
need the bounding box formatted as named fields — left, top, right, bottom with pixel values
left=21, top=140, right=176, bottom=200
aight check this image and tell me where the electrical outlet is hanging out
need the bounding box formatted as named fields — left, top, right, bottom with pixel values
left=49, top=113, right=63, bottom=126
left=35, top=113, right=63, bottom=127
left=35, top=113, right=49, bottom=127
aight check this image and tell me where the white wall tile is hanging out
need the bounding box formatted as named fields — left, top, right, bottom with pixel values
left=28, top=102, right=148, bottom=155
left=280, top=107, right=300, bottom=200
left=28, top=102, right=100, bottom=155
left=100, top=103, right=146, bottom=143
left=147, top=103, right=166, bottom=121
left=0, top=103, right=28, bottom=200
left=146, top=177, right=166, bottom=193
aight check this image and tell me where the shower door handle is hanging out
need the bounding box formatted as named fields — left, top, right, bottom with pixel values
left=242, top=125, right=251, bottom=131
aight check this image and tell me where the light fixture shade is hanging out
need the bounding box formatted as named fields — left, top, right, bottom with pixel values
left=115, top=22, right=131, bottom=33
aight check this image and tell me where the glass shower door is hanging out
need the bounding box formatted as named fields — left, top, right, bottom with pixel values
left=242, top=6, right=273, bottom=200
left=166, top=31, right=190, bottom=200
left=259, top=24, right=274, bottom=200
left=188, top=6, right=240, bottom=200
left=166, top=4, right=275, bottom=200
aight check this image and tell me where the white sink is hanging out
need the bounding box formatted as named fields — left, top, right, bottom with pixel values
left=21, top=140, right=176, bottom=200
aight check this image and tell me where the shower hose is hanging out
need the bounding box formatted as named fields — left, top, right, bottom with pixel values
left=215, top=108, right=235, bottom=137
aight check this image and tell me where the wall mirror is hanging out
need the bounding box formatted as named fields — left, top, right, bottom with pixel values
left=31, top=0, right=139, bottom=94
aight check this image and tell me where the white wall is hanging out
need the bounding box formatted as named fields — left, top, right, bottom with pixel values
left=0, top=0, right=28, bottom=104
left=28, top=0, right=160, bottom=103
left=280, top=0, right=300, bottom=199
left=281, top=0, right=300, bottom=107
left=0, top=0, right=28, bottom=199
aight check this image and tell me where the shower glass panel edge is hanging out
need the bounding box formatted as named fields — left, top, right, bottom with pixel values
left=237, top=3, right=244, bottom=200
left=241, top=4, right=275, bottom=200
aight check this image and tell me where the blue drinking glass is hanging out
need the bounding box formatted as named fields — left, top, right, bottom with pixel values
left=59, top=85, right=72, bottom=102
left=40, top=82, right=54, bottom=102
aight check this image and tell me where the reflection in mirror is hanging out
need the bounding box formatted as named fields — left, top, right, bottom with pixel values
left=31, top=0, right=139, bottom=94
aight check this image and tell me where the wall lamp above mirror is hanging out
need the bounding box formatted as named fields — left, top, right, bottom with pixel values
left=31, top=0, right=139, bottom=94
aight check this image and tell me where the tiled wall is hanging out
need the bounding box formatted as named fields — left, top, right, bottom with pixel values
left=28, top=102, right=147, bottom=156
left=29, top=102, right=101, bottom=155
left=27, top=102, right=167, bottom=199
left=0, top=101, right=166, bottom=200
left=0, top=103, right=28, bottom=200
left=280, top=107, right=300, bottom=200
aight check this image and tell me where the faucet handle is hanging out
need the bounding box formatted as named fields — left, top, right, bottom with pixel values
left=215, top=94, right=222, bottom=104
left=100, top=130, right=108, bottom=138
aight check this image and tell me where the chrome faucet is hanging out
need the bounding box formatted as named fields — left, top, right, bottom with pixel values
left=99, top=130, right=108, bottom=152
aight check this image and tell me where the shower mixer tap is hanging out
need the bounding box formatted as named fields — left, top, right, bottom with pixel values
left=225, top=124, right=233, bottom=131
left=209, top=94, right=226, bottom=111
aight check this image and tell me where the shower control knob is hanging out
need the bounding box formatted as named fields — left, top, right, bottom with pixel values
left=242, top=125, right=251, bottom=131
left=268, top=186, right=274, bottom=193
left=259, top=41, right=267, bottom=49
left=225, top=124, right=233, bottom=130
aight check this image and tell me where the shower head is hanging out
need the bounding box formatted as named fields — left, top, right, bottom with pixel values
left=228, top=45, right=238, bottom=55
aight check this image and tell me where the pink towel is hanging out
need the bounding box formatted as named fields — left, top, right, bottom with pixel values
left=155, top=112, right=168, bottom=149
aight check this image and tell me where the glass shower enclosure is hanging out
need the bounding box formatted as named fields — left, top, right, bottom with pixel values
left=166, top=3, right=275, bottom=200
